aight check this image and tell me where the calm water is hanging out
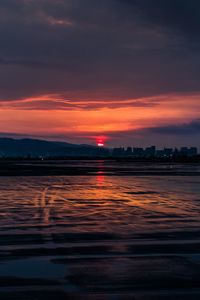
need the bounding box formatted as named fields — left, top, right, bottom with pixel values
left=1, top=162, right=200, bottom=299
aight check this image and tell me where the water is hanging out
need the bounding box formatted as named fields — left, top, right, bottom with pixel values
left=0, top=161, right=200, bottom=299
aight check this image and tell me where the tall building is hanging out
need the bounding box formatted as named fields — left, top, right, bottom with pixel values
left=126, top=147, right=133, bottom=156
left=133, top=148, right=144, bottom=157
left=163, top=148, right=173, bottom=158
left=112, top=147, right=125, bottom=156
left=188, top=147, right=198, bottom=157
left=145, top=146, right=156, bottom=157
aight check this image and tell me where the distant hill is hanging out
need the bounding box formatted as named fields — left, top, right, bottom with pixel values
left=0, top=138, right=108, bottom=157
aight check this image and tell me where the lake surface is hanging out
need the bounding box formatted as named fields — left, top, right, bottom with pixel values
left=0, top=161, right=200, bottom=299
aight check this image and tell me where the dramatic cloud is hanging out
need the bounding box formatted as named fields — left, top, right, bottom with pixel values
left=0, top=0, right=200, bottom=146
left=120, top=0, right=200, bottom=41
left=148, top=119, right=200, bottom=135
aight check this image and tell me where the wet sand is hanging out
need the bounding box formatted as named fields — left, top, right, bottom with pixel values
left=1, top=240, right=200, bottom=299
left=0, top=162, right=200, bottom=299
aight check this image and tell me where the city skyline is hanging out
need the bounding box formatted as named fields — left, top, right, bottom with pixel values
left=0, top=137, right=198, bottom=158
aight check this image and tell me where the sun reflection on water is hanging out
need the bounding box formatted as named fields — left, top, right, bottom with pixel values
left=0, top=172, right=200, bottom=235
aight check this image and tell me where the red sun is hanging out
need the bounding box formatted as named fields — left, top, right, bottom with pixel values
left=96, top=136, right=107, bottom=147
left=97, top=142, right=104, bottom=147
left=97, top=139, right=104, bottom=147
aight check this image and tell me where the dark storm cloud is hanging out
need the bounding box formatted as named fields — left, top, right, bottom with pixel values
left=0, top=0, right=200, bottom=103
left=103, top=119, right=200, bottom=139
left=148, top=119, right=200, bottom=135
left=95, top=119, right=200, bottom=148
left=118, top=0, right=200, bottom=40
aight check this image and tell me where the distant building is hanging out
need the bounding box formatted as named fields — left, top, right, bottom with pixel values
left=126, top=147, right=133, bottom=156
left=145, top=146, right=156, bottom=157
left=180, top=147, right=188, bottom=156
left=133, top=147, right=144, bottom=157
left=188, top=147, right=198, bottom=157
left=155, top=150, right=164, bottom=158
left=111, top=145, right=198, bottom=159
left=112, top=147, right=125, bottom=157
left=179, top=147, right=198, bottom=157
left=163, top=148, right=173, bottom=158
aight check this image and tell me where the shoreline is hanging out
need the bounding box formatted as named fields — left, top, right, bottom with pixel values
left=0, top=160, right=200, bottom=176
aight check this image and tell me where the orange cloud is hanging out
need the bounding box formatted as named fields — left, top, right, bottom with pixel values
left=0, top=92, right=200, bottom=143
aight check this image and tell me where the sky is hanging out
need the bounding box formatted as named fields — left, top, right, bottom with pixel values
left=1, top=0, right=200, bottom=147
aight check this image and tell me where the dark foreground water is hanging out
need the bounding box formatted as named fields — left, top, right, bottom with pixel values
left=1, top=161, right=200, bottom=299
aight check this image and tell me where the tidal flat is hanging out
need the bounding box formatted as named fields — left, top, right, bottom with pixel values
left=0, top=161, right=200, bottom=299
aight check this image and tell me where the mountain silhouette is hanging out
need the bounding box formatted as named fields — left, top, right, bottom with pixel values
left=0, top=138, right=108, bottom=157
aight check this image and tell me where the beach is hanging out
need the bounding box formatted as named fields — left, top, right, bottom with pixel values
left=0, top=161, right=200, bottom=299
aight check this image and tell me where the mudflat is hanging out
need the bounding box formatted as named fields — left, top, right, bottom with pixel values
left=0, top=161, right=200, bottom=299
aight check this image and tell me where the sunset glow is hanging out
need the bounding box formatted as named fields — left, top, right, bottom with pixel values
left=0, top=92, right=200, bottom=146
left=0, top=0, right=199, bottom=148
